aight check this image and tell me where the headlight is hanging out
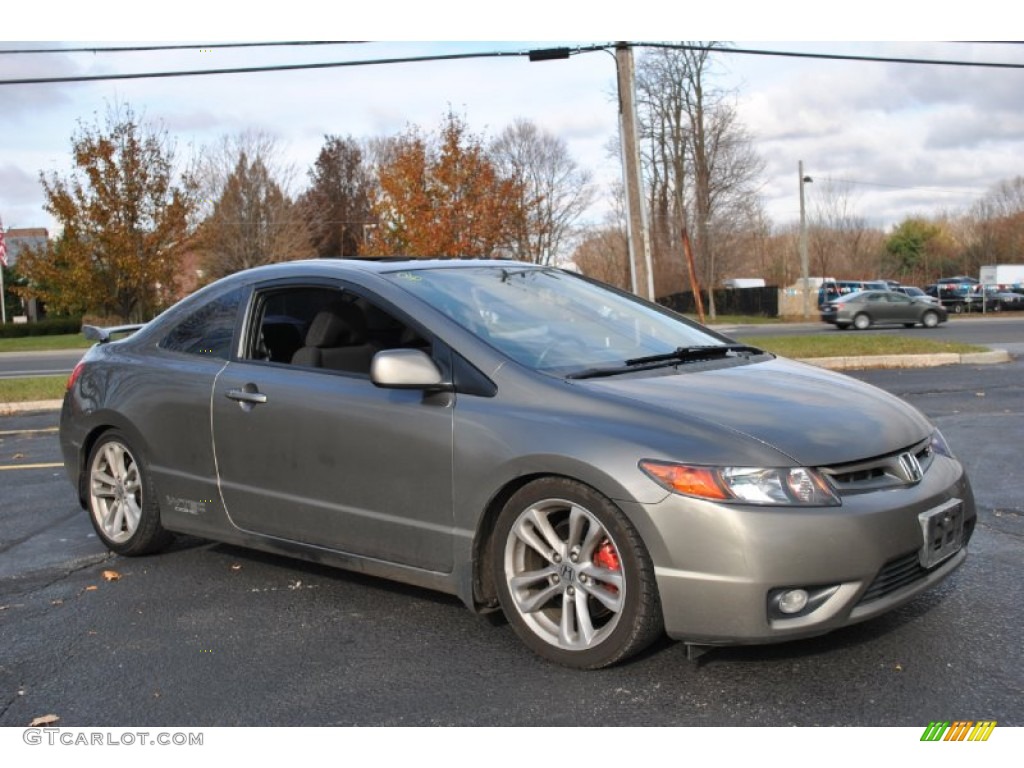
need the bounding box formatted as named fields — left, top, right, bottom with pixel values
left=930, top=429, right=955, bottom=459
left=639, top=460, right=840, bottom=506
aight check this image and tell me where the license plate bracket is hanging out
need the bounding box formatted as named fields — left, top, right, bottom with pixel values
left=918, top=499, right=964, bottom=569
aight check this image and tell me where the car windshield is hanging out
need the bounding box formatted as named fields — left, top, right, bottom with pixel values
left=387, top=266, right=732, bottom=374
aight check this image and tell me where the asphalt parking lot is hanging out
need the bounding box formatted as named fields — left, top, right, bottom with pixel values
left=1, top=360, right=1022, bottom=727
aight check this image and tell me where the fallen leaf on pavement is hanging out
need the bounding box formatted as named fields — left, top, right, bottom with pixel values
left=102, top=569, right=121, bottom=582
left=29, top=714, right=60, bottom=727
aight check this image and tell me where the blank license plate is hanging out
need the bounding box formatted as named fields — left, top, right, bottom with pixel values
left=918, top=499, right=964, bottom=569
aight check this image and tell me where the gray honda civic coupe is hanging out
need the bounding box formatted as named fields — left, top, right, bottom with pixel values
left=60, top=259, right=975, bottom=668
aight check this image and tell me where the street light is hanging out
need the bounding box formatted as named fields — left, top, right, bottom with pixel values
left=799, top=161, right=813, bottom=319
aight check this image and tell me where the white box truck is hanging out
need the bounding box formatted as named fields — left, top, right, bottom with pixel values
left=979, top=264, right=1024, bottom=286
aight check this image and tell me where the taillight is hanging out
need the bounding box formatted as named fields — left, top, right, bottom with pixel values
left=66, top=361, right=85, bottom=391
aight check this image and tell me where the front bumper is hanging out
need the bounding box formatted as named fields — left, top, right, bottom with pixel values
left=623, top=455, right=975, bottom=644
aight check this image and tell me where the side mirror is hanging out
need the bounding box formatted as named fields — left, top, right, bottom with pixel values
left=370, top=348, right=448, bottom=390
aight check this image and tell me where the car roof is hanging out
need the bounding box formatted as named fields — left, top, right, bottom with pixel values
left=214, top=258, right=539, bottom=283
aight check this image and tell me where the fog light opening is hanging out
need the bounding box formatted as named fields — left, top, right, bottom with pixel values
left=778, top=589, right=810, bottom=615
left=768, top=584, right=841, bottom=621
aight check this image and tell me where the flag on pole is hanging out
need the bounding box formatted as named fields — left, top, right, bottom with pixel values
left=0, top=219, right=7, bottom=267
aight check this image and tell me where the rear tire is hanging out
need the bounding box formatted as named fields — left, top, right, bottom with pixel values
left=853, top=313, right=871, bottom=330
left=492, top=477, right=663, bottom=669
left=86, top=431, right=172, bottom=556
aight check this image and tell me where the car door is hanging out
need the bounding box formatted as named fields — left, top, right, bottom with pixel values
left=211, top=282, right=455, bottom=573
left=883, top=291, right=919, bottom=323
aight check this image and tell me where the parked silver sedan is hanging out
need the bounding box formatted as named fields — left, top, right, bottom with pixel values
left=820, top=289, right=948, bottom=330
left=60, top=260, right=975, bottom=668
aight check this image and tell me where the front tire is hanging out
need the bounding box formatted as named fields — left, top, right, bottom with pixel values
left=922, top=311, right=940, bottom=328
left=492, top=478, right=663, bottom=668
left=86, top=431, right=171, bottom=556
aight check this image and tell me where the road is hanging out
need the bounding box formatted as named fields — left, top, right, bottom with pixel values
left=0, top=349, right=1021, bottom=727
left=728, top=314, right=1024, bottom=350
left=0, top=350, right=85, bottom=379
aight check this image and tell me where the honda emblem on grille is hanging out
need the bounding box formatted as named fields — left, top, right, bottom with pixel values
left=899, top=452, right=923, bottom=483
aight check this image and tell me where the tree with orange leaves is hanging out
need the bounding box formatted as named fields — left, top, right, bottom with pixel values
left=367, top=113, right=522, bottom=259
left=18, top=104, right=198, bottom=321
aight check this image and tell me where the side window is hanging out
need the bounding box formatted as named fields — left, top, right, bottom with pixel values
left=246, top=285, right=431, bottom=375
left=159, top=286, right=246, bottom=359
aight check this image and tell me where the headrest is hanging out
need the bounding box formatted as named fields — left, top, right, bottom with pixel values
left=304, top=303, right=367, bottom=347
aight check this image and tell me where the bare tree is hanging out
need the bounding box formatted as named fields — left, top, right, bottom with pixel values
left=807, top=178, right=875, bottom=280
left=962, top=176, right=1024, bottom=272
left=572, top=227, right=630, bottom=290
left=636, top=44, right=764, bottom=315
left=489, top=118, right=595, bottom=265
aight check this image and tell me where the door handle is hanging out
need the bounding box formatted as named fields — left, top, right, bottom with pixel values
left=226, top=388, right=268, bottom=405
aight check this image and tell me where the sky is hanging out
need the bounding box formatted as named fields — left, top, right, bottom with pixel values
left=2, top=3, right=1021, bottom=245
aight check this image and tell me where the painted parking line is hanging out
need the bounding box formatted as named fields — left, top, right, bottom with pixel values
left=0, top=427, right=60, bottom=436
left=0, top=462, right=64, bottom=471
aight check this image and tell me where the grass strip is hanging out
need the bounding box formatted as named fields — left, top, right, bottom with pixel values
left=0, top=376, right=67, bottom=403
left=737, top=334, right=985, bottom=359
left=0, top=334, right=93, bottom=353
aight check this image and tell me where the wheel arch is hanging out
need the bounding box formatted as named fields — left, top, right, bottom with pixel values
left=75, top=416, right=153, bottom=508
left=470, top=468, right=647, bottom=612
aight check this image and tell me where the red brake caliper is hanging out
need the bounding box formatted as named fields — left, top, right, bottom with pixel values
left=593, top=539, right=621, bottom=593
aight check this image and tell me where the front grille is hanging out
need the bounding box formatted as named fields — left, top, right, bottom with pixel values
left=858, top=551, right=925, bottom=605
left=821, top=439, right=933, bottom=495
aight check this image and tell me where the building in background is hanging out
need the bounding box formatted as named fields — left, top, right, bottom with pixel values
left=2, top=227, right=50, bottom=321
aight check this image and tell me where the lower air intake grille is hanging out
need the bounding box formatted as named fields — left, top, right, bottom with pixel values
left=858, top=552, right=926, bottom=605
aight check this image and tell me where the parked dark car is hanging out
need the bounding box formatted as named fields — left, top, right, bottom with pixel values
left=820, top=290, right=947, bottom=330
left=924, top=283, right=982, bottom=314
left=60, top=260, right=975, bottom=668
left=968, top=285, right=1024, bottom=312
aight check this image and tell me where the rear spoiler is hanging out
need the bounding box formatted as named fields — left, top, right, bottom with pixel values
left=82, top=324, right=146, bottom=343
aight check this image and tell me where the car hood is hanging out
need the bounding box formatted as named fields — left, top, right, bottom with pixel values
left=580, top=357, right=932, bottom=467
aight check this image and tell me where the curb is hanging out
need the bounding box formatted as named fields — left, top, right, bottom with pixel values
left=0, top=349, right=1013, bottom=415
left=0, top=399, right=63, bottom=416
left=797, top=349, right=1011, bottom=371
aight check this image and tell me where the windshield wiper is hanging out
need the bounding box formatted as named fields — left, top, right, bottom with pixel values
left=624, top=344, right=763, bottom=366
left=567, top=344, right=767, bottom=380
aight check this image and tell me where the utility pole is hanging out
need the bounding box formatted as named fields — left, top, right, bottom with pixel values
left=798, top=161, right=813, bottom=319
left=615, top=42, right=654, bottom=301
left=0, top=218, right=7, bottom=324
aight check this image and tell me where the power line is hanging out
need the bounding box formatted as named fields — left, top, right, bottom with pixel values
left=2, top=41, right=1023, bottom=88
left=644, top=42, right=1024, bottom=70
left=0, top=45, right=603, bottom=86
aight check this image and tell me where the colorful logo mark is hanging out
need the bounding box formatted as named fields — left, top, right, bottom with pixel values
left=920, top=721, right=997, bottom=741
